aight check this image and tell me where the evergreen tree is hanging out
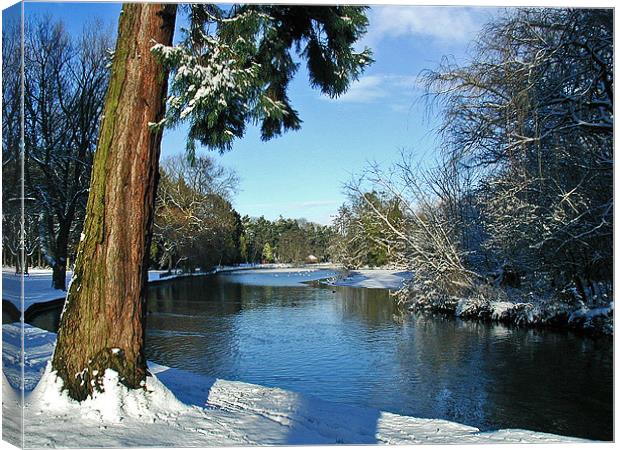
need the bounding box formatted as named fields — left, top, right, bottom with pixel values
left=262, top=242, right=274, bottom=263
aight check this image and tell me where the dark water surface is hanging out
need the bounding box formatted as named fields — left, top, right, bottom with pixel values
left=29, top=272, right=613, bottom=440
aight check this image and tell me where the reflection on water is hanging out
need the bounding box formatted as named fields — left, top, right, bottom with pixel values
left=28, top=273, right=613, bottom=440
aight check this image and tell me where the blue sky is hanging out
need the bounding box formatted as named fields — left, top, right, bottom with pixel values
left=17, top=2, right=498, bottom=224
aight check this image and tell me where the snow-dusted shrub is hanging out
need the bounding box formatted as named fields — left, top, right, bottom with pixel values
left=568, top=303, right=614, bottom=334
left=398, top=273, right=612, bottom=334
left=455, top=298, right=487, bottom=319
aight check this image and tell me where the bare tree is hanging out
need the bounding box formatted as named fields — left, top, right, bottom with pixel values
left=344, top=156, right=478, bottom=296
left=2, top=20, right=23, bottom=270
left=421, top=8, right=612, bottom=303
left=153, top=155, right=240, bottom=273
left=24, top=17, right=111, bottom=289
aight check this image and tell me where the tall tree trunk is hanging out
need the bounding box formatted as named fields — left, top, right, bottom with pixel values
left=51, top=222, right=70, bottom=290
left=51, top=258, right=66, bottom=289
left=51, top=3, right=176, bottom=401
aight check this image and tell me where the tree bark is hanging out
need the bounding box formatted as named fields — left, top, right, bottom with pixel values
left=51, top=3, right=176, bottom=401
left=51, top=222, right=70, bottom=290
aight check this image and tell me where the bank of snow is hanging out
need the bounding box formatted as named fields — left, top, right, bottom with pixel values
left=2, top=269, right=73, bottom=312
left=2, top=323, right=589, bottom=447
left=219, top=266, right=341, bottom=286
left=329, top=269, right=412, bottom=290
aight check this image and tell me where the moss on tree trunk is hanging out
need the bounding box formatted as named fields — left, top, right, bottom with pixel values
left=51, top=3, right=176, bottom=401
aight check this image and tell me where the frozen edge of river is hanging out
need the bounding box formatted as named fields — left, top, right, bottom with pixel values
left=2, top=323, right=591, bottom=447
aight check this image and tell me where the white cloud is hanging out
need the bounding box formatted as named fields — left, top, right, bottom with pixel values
left=332, top=76, right=385, bottom=103
left=365, top=6, right=489, bottom=46
left=327, top=74, right=420, bottom=104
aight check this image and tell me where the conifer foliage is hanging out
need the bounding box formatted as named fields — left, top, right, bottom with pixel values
left=152, top=4, right=372, bottom=157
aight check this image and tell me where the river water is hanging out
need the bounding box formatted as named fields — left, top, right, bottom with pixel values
left=29, top=270, right=613, bottom=440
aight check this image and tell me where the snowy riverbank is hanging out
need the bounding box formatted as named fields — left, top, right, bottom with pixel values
left=2, top=323, right=590, bottom=447
left=218, top=266, right=414, bottom=291
left=404, top=282, right=614, bottom=336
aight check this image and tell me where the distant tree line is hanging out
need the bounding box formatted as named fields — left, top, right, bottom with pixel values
left=240, top=216, right=334, bottom=264
left=151, top=156, right=335, bottom=271
left=332, top=9, right=612, bottom=317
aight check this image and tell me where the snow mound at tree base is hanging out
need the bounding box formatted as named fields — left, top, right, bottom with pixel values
left=30, top=363, right=191, bottom=424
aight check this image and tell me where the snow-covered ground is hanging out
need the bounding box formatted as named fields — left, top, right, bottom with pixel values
left=219, top=266, right=341, bottom=287
left=2, top=323, right=589, bottom=447
left=2, top=269, right=73, bottom=312
left=330, top=269, right=412, bottom=290
left=409, top=282, right=614, bottom=334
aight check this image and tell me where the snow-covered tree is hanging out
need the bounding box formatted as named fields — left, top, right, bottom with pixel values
left=340, top=8, right=612, bottom=312
left=423, top=8, right=613, bottom=301
left=331, top=190, right=403, bottom=269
